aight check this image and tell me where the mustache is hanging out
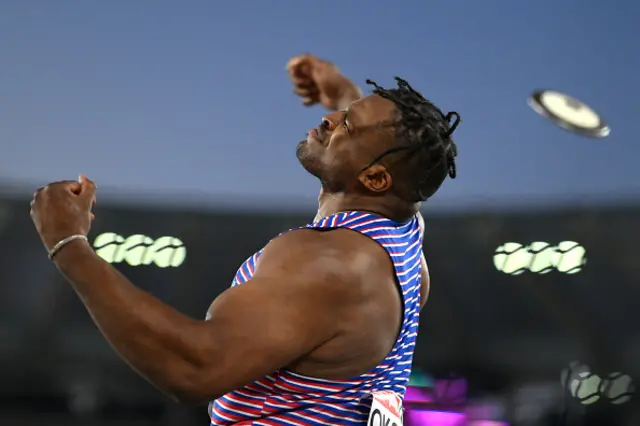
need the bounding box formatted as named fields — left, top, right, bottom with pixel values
left=304, top=127, right=327, bottom=143
left=317, top=124, right=328, bottom=141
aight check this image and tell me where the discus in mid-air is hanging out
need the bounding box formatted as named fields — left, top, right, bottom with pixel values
left=528, top=89, right=610, bottom=138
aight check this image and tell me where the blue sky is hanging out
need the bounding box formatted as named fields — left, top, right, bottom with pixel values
left=1, top=1, right=638, bottom=210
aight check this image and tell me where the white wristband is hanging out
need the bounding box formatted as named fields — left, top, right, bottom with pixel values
left=48, top=234, right=88, bottom=260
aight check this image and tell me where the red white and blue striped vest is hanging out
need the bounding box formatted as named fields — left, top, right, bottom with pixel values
left=209, top=211, right=423, bottom=425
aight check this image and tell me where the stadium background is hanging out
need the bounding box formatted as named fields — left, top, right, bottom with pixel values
left=2, top=1, right=639, bottom=425
left=1, top=195, right=638, bottom=425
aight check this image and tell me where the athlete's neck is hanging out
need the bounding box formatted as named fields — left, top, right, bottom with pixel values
left=314, top=188, right=420, bottom=223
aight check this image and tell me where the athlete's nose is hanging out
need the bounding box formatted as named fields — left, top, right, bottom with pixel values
left=318, top=117, right=334, bottom=141
left=320, top=117, right=335, bottom=130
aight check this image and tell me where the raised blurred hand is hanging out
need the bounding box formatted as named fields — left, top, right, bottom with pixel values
left=286, top=54, right=362, bottom=111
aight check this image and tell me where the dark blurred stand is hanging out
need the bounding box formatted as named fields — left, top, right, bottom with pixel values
left=0, top=194, right=637, bottom=425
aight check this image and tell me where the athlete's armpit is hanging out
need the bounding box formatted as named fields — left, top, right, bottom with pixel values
left=196, top=230, right=367, bottom=402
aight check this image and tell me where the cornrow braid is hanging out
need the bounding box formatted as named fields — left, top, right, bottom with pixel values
left=363, top=77, right=460, bottom=201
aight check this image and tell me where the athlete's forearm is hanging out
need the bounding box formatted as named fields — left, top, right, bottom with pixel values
left=52, top=240, right=214, bottom=402
left=336, top=84, right=363, bottom=111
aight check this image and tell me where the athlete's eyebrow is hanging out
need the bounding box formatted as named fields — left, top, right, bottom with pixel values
left=344, top=105, right=360, bottom=125
left=343, top=107, right=358, bottom=134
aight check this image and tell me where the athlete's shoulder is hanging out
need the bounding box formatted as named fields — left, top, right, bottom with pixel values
left=262, top=227, right=385, bottom=262
left=256, top=227, right=390, bottom=286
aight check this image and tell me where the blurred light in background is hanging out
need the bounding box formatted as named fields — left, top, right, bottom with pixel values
left=93, top=232, right=187, bottom=268
left=493, top=241, right=586, bottom=275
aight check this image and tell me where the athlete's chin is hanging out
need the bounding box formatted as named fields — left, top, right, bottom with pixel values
left=296, top=139, right=307, bottom=157
left=296, top=141, right=323, bottom=179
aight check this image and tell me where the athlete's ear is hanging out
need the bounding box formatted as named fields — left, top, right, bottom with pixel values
left=358, top=164, right=392, bottom=193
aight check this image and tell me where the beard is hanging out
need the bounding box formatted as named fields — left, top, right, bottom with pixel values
left=296, top=141, right=349, bottom=193
left=296, top=139, right=323, bottom=179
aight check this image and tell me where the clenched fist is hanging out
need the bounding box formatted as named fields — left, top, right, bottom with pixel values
left=286, top=54, right=362, bottom=111
left=30, top=174, right=96, bottom=254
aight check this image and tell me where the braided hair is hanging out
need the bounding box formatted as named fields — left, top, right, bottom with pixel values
left=363, top=77, right=460, bottom=202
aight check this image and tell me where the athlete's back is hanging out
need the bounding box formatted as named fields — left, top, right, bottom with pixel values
left=209, top=211, right=424, bottom=425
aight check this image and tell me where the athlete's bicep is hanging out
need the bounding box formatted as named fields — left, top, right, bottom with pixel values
left=200, top=232, right=356, bottom=397
left=202, top=276, right=335, bottom=393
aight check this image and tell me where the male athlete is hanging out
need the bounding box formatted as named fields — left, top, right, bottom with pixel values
left=29, top=54, right=460, bottom=425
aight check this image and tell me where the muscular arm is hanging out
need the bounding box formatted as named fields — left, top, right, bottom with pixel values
left=52, top=231, right=364, bottom=404
left=330, top=82, right=362, bottom=112
left=334, top=81, right=363, bottom=111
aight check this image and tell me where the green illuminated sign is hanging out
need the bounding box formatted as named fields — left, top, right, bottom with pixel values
left=93, top=233, right=186, bottom=268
